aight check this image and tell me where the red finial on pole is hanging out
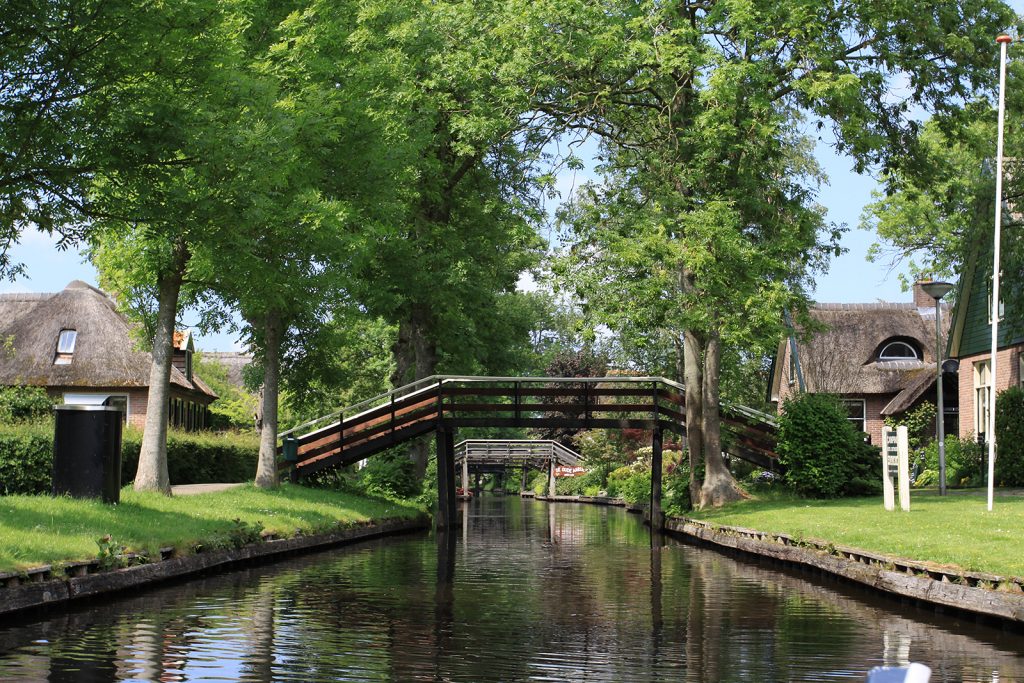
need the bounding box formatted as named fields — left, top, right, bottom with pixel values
left=997, top=34, right=1013, bottom=44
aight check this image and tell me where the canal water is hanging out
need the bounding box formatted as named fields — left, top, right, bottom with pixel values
left=1, top=496, right=1023, bottom=682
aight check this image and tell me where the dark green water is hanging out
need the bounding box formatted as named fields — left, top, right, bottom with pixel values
left=1, top=496, right=1023, bottom=682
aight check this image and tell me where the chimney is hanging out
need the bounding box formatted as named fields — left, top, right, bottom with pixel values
left=913, top=280, right=936, bottom=308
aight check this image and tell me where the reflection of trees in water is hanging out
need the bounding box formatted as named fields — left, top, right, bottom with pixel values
left=1, top=503, right=1023, bottom=682
left=669, top=544, right=1024, bottom=681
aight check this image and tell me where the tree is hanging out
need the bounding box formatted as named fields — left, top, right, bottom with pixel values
left=533, top=0, right=1015, bottom=507
left=347, top=0, right=550, bottom=477
left=84, top=0, right=262, bottom=493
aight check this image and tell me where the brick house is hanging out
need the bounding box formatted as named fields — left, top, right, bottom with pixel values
left=0, top=280, right=216, bottom=429
left=948, top=250, right=1024, bottom=442
left=768, top=282, right=955, bottom=445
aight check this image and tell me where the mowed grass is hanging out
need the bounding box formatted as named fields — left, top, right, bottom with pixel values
left=686, top=489, right=1024, bottom=578
left=0, top=484, right=423, bottom=573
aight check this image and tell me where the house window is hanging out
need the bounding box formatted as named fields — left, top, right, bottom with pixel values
left=185, top=350, right=193, bottom=382
left=878, top=341, right=920, bottom=361
left=974, top=360, right=992, bottom=437
left=988, top=276, right=1005, bottom=324
left=841, top=398, right=867, bottom=434
left=788, top=354, right=795, bottom=385
left=54, top=329, right=77, bottom=365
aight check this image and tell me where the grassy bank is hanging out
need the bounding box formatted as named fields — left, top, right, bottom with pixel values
left=686, top=489, right=1024, bottom=578
left=0, top=484, right=423, bottom=573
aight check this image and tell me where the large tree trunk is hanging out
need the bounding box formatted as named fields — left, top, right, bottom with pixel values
left=135, top=241, right=189, bottom=493
left=390, top=319, right=414, bottom=390
left=698, top=331, right=746, bottom=507
left=683, top=330, right=704, bottom=504
left=255, top=310, right=282, bottom=488
left=408, top=306, right=438, bottom=480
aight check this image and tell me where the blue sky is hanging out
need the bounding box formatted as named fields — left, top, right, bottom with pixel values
left=3, top=21, right=1019, bottom=350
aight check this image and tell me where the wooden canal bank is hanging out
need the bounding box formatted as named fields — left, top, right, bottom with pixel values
left=664, top=516, right=1024, bottom=628
left=0, top=516, right=429, bottom=619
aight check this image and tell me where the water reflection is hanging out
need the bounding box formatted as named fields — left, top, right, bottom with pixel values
left=0, top=496, right=1021, bottom=682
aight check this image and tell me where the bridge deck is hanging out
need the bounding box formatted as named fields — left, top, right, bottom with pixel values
left=279, top=375, right=779, bottom=480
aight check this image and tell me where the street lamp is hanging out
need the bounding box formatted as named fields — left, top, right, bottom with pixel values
left=921, top=280, right=954, bottom=495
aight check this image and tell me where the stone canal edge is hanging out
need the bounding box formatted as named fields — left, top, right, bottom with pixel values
left=666, top=516, right=1024, bottom=626
left=0, top=515, right=430, bottom=618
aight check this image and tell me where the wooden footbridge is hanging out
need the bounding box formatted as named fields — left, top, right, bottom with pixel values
left=278, top=375, right=777, bottom=529
left=454, top=439, right=584, bottom=493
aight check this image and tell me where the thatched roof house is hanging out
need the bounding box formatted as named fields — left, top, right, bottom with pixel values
left=769, top=282, right=955, bottom=445
left=0, top=280, right=216, bottom=430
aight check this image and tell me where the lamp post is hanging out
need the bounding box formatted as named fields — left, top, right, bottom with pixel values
left=921, top=280, right=954, bottom=495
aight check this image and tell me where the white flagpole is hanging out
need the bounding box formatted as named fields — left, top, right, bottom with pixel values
left=989, top=34, right=1012, bottom=512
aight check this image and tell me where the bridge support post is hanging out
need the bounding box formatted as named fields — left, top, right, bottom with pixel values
left=650, top=427, right=664, bottom=530
left=548, top=457, right=557, bottom=498
left=520, top=467, right=528, bottom=494
left=461, top=458, right=469, bottom=494
left=436, top=428, right=457, bottom=529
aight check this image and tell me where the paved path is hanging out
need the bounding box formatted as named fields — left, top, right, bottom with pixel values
left=170, top=483, right=246, bottom=496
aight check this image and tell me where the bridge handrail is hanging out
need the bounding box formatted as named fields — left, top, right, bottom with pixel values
left=279, top=374, right=687, bottom=439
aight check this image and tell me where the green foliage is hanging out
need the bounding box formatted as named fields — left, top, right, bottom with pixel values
left=995, top=386, right=1024, bottom=486
left=914, top=435, right=984, bottom=489
left=777, top=393, right=880, bottom=498
left=886, top=401, right=936, bottom=454
left=0, top=386, right=55, bottom=423
left=0, top=421, right=259, bottom=496
left=199, top=518, right=265, bottom=552
left=0, top=421, right=52, bottom=495
left=193, top=354, right=257, bottom=431
left=357, top=452, right=420, bottom=500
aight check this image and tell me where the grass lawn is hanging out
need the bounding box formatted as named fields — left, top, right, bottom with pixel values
left=686, top=488, right=1024, bottom=578
left=0, top=484, right=423, bottom=573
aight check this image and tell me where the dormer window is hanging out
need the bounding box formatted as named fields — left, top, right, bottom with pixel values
left=878, top=340, right=920, bottom=361
left=54, top=329, right=77, bottom=365
left=185, top=349, right=193, bottom=382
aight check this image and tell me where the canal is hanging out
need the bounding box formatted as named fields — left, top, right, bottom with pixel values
left=1, top=496, right=1022, bottom=681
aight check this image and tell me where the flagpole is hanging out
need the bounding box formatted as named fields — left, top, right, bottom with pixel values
left=988, top=34, right=1012, bottom=512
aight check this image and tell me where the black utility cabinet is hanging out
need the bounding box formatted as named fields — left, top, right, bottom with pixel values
left=53, top=405, right=123, bottom=504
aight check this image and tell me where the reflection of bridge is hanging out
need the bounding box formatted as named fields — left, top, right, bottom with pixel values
left=279, top=375, right=778, bottom=529
left=454, top=439, right=583, bottom=494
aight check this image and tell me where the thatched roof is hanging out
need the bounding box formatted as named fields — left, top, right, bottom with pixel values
left=200, top=351, right=253, bottom=389
left=0, top=280, right=215, bottom=399
left=775, top=302, right=950, bottom=415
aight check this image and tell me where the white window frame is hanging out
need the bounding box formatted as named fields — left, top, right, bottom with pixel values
left=988, top=275, right=1005, bottom=324
left=840, top=398, right=867, bottom=434
left=878, top=341, right=920, bottom=361
left=57, top=329, right=77, bottom=354
left=974, top=360, right=991, bottom=437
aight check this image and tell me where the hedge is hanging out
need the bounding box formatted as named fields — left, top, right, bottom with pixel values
left=1, top=420, right=259, bottom=495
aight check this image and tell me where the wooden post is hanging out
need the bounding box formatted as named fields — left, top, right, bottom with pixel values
left=461, top=457, right=469, bottom=493
left=436, top=428, right=457, bottom=528
left=520, top=466, right=528, bottom=494
left=549, top=457, right=557, bottom=497
left=650, top=427, right=664, bottom=530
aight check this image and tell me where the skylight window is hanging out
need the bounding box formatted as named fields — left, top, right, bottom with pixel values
left=54, top=329, right=77, bottom=365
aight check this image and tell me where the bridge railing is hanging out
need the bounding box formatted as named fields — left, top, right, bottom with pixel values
left=278, top=374, right=777, bottom=479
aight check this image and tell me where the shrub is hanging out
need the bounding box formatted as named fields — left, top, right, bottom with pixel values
left=914, top=435, right=984, bottom=488
left=0, top=421, right=52, bottom=495
left=0, top=386, right=55, bottom=422
left=995, top=386, right=1024, bottom=486
left=356, top=450, right=419, bottom=499
left=0, top=420, right=259, bottom=495
left=777, top=393, right=881, bottom=498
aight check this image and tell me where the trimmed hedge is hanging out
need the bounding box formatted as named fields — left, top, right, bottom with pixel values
left=995, top=385, right=1024, bottom=486
left=0, top=420, right=259, bottom=495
